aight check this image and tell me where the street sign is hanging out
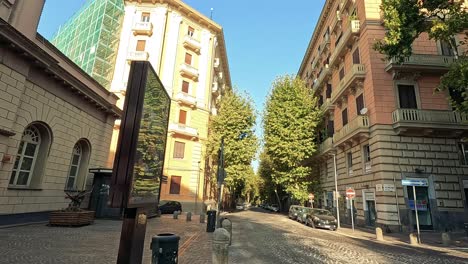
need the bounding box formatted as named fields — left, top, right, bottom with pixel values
left=401, top=178, right=428, bottom=187
left=308, top=193, right=314, bottom=200
left=375, top=184, right=383, bottom=192
left=346, top=188, right=355, bottom=199
left=383, top=184, right=395, bottom=192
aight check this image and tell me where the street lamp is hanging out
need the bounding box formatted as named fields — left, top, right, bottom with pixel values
left=332, top=153, right=340, bottom=229
left=216, top=132, right=248, bottom=227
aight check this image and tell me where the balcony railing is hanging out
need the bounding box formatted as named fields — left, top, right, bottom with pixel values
left=385, top=54, right=456, bottom=72
left=320, top=98, right=335, bottom=113
left=312, top=65, right=331, bottom=93
left=183, top=35, right=202, bottom=53
left=180, top=63, right=199, bottom=81
left=392, top=109, right=468, bottom=129
left=329, top=20, right=360, bottom=69
left=175, top=92, right=197, bottom=107
left=169, top=123, right=199, bottom=139
left=319, top=137, right=334, bottom=155
left=331, top=10, right=342, bottom=33
left=132, top=21, right=153, bottom=35
left=331, top=64, right=365, bottom=104
left=127, top=51, right=149, bottom=61
left=333, top=115, right=370, bottom=146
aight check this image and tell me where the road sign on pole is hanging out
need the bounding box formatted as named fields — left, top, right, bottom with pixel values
left=412, top=185, right=421, bottom=244
left=346, top=188, right=355, bottom=199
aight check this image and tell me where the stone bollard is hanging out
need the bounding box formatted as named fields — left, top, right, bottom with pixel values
left=212, top=228, right=230, bottom=264
left=409, top=233, right=419, bottom=245
left=200, top=214, right=205, bottom=223
left=442, top=232, right=451, bottom=247
left=186, top=212, right=192, bottom=222
left=375, top=227, right=384, bottom=241
left=173, top=211, right=179, bottom=219
left=151, top=233, right=180, bottom=264
left=221, top=218, right=233, bottom=245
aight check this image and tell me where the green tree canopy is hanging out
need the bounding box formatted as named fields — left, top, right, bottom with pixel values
left=263, top=76, right=321, bottom=202
left=375, top=0, right=468, bottom=112
left=207, top=89, right=258, bottom=198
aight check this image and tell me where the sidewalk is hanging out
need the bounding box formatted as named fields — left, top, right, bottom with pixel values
left=336, top=224, right=468, bottom=249
left=0, top=213, right=212, bottom=264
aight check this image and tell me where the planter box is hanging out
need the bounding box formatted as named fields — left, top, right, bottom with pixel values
left=49, top=210, right=95, bottom=226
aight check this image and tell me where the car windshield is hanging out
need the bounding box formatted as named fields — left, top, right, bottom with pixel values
left=314, top=209, right=333, bottom=216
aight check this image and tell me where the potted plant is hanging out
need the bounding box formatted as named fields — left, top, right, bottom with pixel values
left=49, top=189, right=95, bottom=226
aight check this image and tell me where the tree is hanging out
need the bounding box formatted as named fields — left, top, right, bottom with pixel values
left=207, top=89, right=258, bottom=200
left=263, top=76, right=322, bottom=203
left=375, top=0, right=468, bottom=112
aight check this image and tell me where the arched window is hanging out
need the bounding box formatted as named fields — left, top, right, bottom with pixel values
left=65, top=144, right=82, bottom=190
left=65, top=139, right=91, bottom=190
left=9, top=126, right=41, bottom=186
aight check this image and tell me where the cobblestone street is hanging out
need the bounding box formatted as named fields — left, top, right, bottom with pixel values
left=0, top=215, right=211, bottom=264
left=228, top=208, right=468, bottom=264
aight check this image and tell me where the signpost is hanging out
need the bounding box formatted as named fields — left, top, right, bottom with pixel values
left=309, top=193, right=314, bottom=208
left=346, top=187, right=355, bottom=232
left=401, top=178, right=428, bottom=244
left=109, top=61, right=171, bottom=264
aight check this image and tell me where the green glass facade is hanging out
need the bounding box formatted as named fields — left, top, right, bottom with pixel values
left=51, top=0, right=124, bottom=89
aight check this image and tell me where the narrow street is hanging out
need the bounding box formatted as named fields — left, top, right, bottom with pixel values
left=228, top=208, right=468, bottom=264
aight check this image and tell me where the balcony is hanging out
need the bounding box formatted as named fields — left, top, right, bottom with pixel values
left=132, top=22, right=153, bottom=36
left=127, top=51, right=149, bottom=61
left=212, top=81, right=219, bottom=94
left=183, top=35, right=202, bottom=53
left=331, top=10, right=342, bottom=33
left=329, top=20, right=360, bottom=69
left=320, top=98, right=335, bottom=114
left=340, top=0, right=356, bottom=14
left=318, top=137, right=334, bottom=156
left=312, top=65, right=331, bottom=93
left=392, top=109, right=468, bottom=137
left=175, top=92, right=197, bottom=108
left=333, top=115, right=370, bottom=147
left=385, top=54, right=456, bottom=73
left=319, top=35, right=331, bottom=57
left=180, top=63, right=199, bottom=81
left=168, top=123, right=199, bottom=140
left=331, top=64, right=366, bottom=104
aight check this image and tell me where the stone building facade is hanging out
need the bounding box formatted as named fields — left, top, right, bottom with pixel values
left=0, top=0, right=120, bottom=224
left=53, top=0, right=231, bottom=214
left=298, top=0, right=468, bottom=231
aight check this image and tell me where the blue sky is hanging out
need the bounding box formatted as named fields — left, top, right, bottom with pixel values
left=38, top=0, right=325, bottom=166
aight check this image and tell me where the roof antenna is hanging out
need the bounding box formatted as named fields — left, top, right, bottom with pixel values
left=210, top=8, right=214, bottom=19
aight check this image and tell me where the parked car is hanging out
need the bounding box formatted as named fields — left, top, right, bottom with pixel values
left=296, top=207, right=309, bottom=223
left=270, top=204, right=279, bottom=212
left=158, top=201, right=182, bottom=214
left=288, top=205, right=302, bottom=220
left=304, top=209, right=338, bottom=231
left=236, top=203, right=244, bottom=210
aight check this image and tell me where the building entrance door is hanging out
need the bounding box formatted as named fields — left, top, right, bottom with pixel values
left=407, top=186, right=433, bottom=230
left=366, top=200, right=376, bottom=227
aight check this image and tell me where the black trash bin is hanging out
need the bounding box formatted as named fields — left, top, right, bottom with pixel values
left=151, top=233, right=180, bottom=264
left=206, top=210, right=216, bottom=232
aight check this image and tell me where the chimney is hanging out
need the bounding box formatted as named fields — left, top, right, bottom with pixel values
left=8, top=0, right=46, bottom=39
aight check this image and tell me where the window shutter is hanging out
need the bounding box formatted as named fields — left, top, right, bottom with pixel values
left=185, top=53, right=192, bottom=64
left=342, top=108, right=348, bottom=126
left=136, top=40, right=146, bottom=51
left=326, top=84, right=332, bottom=98
left=173, top=141, right=185, bottom=159
left=352, top=48, right=360, bottom=64
left=179, top=110, right=187, bottom=124
left=182, top=81, right=189, bottom=93
left=170, top=176, right=181, bottom=194
left=356, top=94, right=364, bottom=114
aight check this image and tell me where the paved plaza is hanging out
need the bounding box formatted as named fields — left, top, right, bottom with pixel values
left=0, top=215, right=211, bottom=264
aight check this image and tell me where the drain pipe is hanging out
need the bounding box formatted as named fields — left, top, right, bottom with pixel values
left=393, top=173, right=402, bottom=232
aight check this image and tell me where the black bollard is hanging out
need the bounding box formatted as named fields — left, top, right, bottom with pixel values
left=206, top=210, right=216, bottom=232
left=151, top=233, right=180, bottom=264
